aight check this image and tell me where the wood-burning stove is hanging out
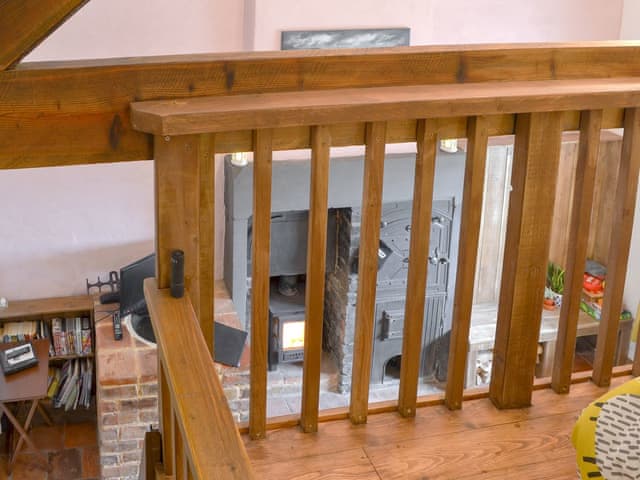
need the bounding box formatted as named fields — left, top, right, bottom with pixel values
left=224, top=152, right=464, bottom=388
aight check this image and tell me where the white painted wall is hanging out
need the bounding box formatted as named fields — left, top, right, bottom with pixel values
left=0, top=0, right=628, bottom=301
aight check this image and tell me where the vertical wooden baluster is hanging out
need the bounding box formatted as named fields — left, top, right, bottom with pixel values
left=155, top=133, right=215, bottom=348
left=300, top=125, right=331, bottom=432
left=250, top=128, right=273, bottom=439
left=199, top=134, right=215, bottom=354
left=444, top=116, right=489, bottom=410
left=174, top=414, right=185, bottom=480
left=592, top=108, right=640, bottom=386
left=490, top=112, right=563, bottom=408
left=397, top=119, right=438, bottom=417
left=551, top=110, right=602, bottom=393
left=158, top=356, right=174, bottom=476
left=349, top=121, right=387, bottom=425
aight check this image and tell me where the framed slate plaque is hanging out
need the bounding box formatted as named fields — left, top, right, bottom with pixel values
left=281, top=28, right=410, bottom=50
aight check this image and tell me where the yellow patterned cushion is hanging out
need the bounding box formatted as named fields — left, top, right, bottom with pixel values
left=573, top=377, right=640, bottom=479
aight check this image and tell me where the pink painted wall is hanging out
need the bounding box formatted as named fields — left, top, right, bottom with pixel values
left=24, top=0, right=245, bottom=61
left=0, top=0, right=626, bottom=301
left=248, top=0, right=622, bottom=50
left=2, top=0, right=243, bottom=300
left=0, top=163, right=154, bottom=298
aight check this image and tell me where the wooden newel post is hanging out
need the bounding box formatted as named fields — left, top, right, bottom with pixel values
left=153, top=134, right=215, bottom=355
left=490, top=112, right=563, bottom=408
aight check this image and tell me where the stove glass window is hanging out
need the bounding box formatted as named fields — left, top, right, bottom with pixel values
left=282, top=320, right=305, bottom=351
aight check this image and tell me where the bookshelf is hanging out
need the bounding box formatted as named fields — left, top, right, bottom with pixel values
left=0, top=295, right=96, bottom=410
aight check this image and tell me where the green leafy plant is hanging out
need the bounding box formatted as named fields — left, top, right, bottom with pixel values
left=547, top=262, right=565, bottom=294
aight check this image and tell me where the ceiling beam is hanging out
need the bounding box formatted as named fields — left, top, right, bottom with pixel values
left=0, top=42, right=639, bottom=169
left=0, top=0, right=89, bottom=70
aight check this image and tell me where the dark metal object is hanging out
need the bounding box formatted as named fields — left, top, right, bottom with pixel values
left=247, top=210, right=337, bottom=278
left=86, top=271, right=119, bottom=294
left=112, top=311, right=123, bottom=341
left=278, top=275, right=299, bottom=297
left=367, top=200, right=454, bottom=384
left=170, top=250, right=184, bottom=298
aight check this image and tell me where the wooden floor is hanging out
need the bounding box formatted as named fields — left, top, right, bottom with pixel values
left=243, top=376, right=631, bottom=479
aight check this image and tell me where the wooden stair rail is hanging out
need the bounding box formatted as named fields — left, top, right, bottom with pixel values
left=491, top=111, right=564, bottom=407
left=398, top=118, right=438, bottom=417
left=592, top=107, right=640, bottom=386
left=551, top=110, right=603, bottom=393
left=144, top=278, right=255, bottom=480
left=249, top=129, right=273, bottom=439
left=300, top=125, right=332, bottom=433
left=349, top=121, right=387, bottom=424
left=131, top=78, right=640, bottom=136
left=444, top=116, right=490, bottom=410
left=133, top=46, right=640, bottom=441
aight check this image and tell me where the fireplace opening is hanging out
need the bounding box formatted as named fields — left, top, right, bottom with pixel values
left=225, top=154, right=464, bottom=399
left=383, top=355, right=402, bottom=382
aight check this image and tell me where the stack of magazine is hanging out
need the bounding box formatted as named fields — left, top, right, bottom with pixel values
left=47, top=358, right=93, bottom=410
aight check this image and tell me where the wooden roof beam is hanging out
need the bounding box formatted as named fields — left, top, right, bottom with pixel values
left=0, top=0, right=89, bottom=71
left=1, top=43, right=639, bottom=168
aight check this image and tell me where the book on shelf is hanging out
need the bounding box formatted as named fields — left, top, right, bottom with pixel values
left=81, top=317, right=92, bottom=355
left=1, top=316, right=92, bottom=358
left=0, top=320, right=37, bottom=343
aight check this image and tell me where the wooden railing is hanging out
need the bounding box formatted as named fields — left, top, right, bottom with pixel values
left=143, top=278, right=255, bottom=479
left=132, top=44, right=640, bottom=477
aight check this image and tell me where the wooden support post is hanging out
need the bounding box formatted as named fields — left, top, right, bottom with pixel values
left=349, top=121, right=387, bottom=425
left=154, top=133, right=215, bottom=351
left=249, top=129, right=273, bottom=440
left=592, top=108, right=640, bottom=386
left=300, top=126, right=331, bottom=433
left=490, top=112, right=563, bottom=408
left=551, top=110, right=602, bottom=393
left=198, top=135, right=215, bottom=354
left=397, top=119, right=438, bottom=417
left=444, top=116, right=490, bottom=410
left=159, top=359, right=174, bottom=476
left=174, top=414, right=185, bottom=480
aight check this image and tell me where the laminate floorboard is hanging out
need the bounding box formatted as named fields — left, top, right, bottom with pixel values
left=244, top=376, right=629, bottom=479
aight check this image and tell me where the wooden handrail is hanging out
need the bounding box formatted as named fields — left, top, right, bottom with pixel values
left=131, top=78, right=640, bottom=135
left=144, top=278, right=255, bottom=480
